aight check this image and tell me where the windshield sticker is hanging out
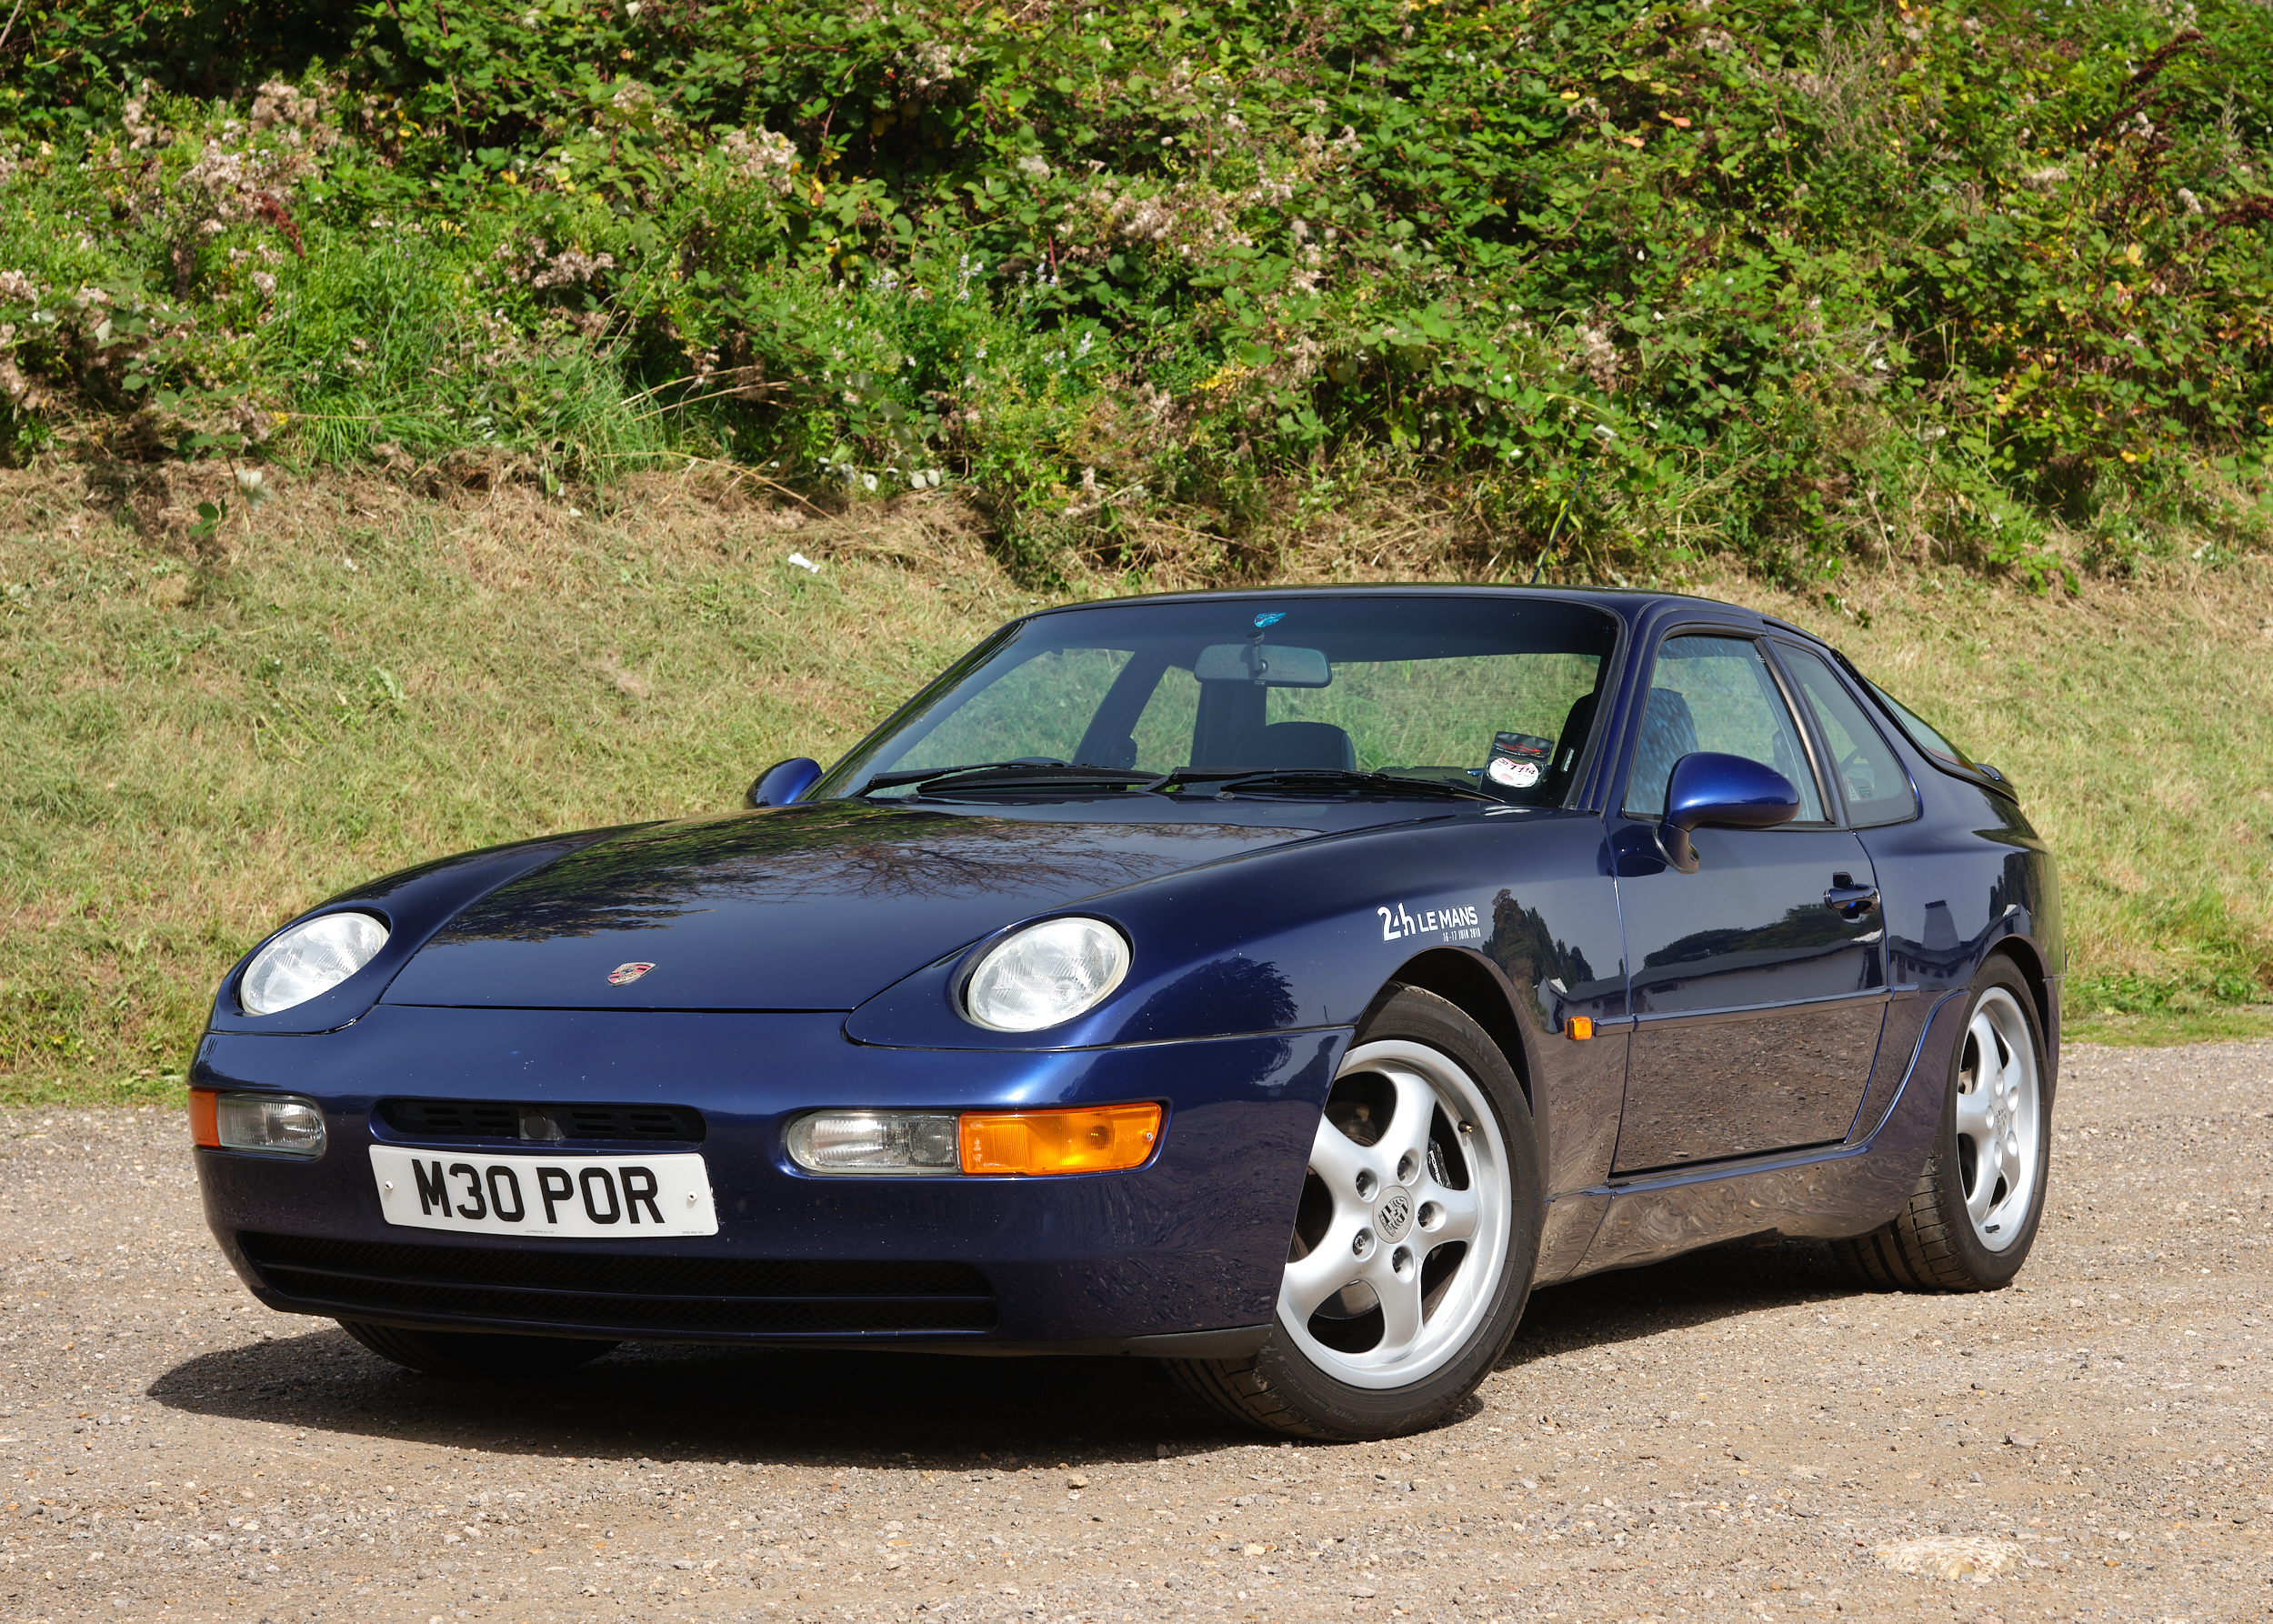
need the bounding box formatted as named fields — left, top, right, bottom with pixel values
left=1378, top=900, right=1484, bottom=944
left=1253, top=611, right=1286, bottom=628
left=1486, top=730, right=1554, bottom=791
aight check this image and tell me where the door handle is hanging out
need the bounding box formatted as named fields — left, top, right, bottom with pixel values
left=1824, top=873, right=1879, bottom=919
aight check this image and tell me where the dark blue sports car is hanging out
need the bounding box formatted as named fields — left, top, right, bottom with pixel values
left=192, top=586, right=2059, bottom=1439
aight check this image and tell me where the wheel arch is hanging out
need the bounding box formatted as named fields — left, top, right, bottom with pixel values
left=1983, top=932, right=2056, bottom=1068
left=1364, top=947, right=1533, bottom=1108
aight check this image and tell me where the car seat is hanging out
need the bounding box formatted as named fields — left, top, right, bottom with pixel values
left=1542, top=689, right=1600, bottom=798
left=1086, top=735, right=1139, bottom=771
left=1627, top=688, right=1699, bottom=817
left=1243, top=720, right=1357, bottom=771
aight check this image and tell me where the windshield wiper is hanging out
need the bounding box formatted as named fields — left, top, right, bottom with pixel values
left=1145, top=768, right=1497, bottom=803
left=857, top=761, right=1160, bottom=797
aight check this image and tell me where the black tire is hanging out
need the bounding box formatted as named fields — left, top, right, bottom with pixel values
left=1167, top=985, right=1542, bottom=1440
left=1833, top=957, right=2052, bottom=1292
left=338, top=1319, right=618, bottom=1378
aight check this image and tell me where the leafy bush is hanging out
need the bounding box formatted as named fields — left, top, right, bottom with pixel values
left=1, top=0, right=2269, bottom=582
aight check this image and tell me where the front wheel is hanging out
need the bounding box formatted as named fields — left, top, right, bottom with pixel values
left=1834, top=957, right=2052, bottom=1291
left=1169, top=986, right=1541, bottom=1439
left=339, top=1319, right=618, bottom=1378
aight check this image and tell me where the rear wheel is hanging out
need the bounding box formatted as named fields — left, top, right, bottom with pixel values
left=1834, top=957, right=2051, bottom=1291
left=338, top=1319, right=617, bottom=1378
left=1169, top=986, right=1540, bottom=1439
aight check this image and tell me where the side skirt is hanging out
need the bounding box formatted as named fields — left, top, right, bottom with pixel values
left=1551, top=987, right=1970, bottom=1283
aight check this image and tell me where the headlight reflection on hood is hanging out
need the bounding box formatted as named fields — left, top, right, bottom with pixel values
left=239, top=911, right=390, bottom=1015
left=961, top=917, right=1130, bottom=1032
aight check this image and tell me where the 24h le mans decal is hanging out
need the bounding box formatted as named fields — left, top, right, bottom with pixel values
left=1377, top=901, right=1484, bottom=944
left=607, top=962, right=656, bottom=986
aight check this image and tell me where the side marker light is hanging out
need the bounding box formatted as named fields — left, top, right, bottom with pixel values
left=959, top=1103, right=1163, bottom=1177
left=1567, top=1016, right=1595, bottom=1041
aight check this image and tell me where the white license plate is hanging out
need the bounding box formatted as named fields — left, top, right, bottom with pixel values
left=369, top=1146, right=718, bottom=1238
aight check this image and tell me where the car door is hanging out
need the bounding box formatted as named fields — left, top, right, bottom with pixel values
left=1608, top=631, right=1887, bottom=1174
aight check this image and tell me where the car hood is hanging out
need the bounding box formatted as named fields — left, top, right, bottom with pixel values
left=378, top=800, right=1334, bottom=1012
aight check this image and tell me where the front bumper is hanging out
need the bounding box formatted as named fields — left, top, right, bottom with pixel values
left=193, top=1006, right=1345, bottom=1351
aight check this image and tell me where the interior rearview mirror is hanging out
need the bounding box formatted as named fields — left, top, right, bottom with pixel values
left=746, top=757, right=823, bottom=808
left=1193, top=643, right=1332, bottom=687
left=1657, top=752, right=1800, bottom=872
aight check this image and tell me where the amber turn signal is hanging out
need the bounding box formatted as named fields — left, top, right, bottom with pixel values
left=187, top=1088, right=220, bottom=1148
left=1567, top=1016, right=1595, bottom=1041
left=959, top=1103, right=1163, bottom=1177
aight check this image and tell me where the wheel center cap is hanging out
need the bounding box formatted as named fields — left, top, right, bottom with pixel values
left=1375, top=1188, right=1414, bottom=1244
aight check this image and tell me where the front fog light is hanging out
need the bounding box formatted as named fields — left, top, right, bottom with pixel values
left=786, top=1110, right=959, bottom=1175
left=189, top=1090, right=326, bottom=1158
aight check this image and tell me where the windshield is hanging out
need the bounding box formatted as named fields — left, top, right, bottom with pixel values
left=814, top=596, right=1620, bottom=805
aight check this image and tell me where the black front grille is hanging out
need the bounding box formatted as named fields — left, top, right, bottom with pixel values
left=379, top=1098, right=706, bottom=1144
left=239, top=1232, right=996, bottom=1336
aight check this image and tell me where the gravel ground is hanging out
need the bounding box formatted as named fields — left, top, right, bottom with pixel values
left=3, top=1041, right=2267, bottom=1624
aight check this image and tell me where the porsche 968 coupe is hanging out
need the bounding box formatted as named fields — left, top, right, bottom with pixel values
left=191, top=586, right=2059, bottom=1439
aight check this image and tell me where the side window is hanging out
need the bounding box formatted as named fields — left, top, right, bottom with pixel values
left=1774, top=645, right=1919, bottom=826
left=1622, top=635, right=1827, bottom=822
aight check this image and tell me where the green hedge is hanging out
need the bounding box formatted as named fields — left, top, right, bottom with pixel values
left=2, top=0, right=2269, bottom=580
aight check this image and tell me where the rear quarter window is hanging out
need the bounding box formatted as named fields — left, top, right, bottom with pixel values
left=1774, top=645, right=1919, bottom=827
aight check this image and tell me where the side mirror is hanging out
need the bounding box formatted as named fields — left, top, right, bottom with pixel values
left=746, top=757, right=823, bottom=808
left=1657, top=752, right=1799, bottom=872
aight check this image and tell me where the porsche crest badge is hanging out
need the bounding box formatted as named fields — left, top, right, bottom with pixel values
left=606, top=961, right=656, bottom=986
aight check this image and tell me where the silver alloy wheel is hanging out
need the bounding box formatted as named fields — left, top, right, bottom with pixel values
left=1279, top=1038, right=1512, bottom=1390
left=1952, top=986, right=2043, bottom=1252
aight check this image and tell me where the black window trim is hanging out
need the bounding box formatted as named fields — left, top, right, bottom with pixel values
left=1761, top=637, right=1923, bottom=830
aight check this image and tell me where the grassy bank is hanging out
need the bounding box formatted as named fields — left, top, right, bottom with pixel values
left=3, top=466, right=2267, bottom=1103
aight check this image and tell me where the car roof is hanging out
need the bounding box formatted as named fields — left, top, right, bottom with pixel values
left=1031, top=582, right=1837, bottom=653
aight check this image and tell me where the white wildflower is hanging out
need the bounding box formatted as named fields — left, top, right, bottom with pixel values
left=122, top=80, right=165, bottom=150
left=249, top=80, right=326, bottom=138
left=1576, top=325, right=1622, bottom=390
left=906, top=39, right=972, bottom=92
left=529, top=246, right=617, bottom=289
left=718, top=127, right=798, bottom=193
